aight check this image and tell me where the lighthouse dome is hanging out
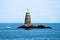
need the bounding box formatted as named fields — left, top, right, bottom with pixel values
left=26, top=9, right=30, bottom=13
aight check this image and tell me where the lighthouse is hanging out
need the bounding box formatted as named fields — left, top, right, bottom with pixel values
left=24, top=9, right=31, bottom=27
left=18, top=9, right=51, bottom=29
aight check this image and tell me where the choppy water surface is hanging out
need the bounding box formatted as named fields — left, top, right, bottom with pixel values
left=0, top=23, right=60, bottom=40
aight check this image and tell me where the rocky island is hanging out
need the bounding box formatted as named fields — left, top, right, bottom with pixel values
left=18, top=9, right=51, bottom=30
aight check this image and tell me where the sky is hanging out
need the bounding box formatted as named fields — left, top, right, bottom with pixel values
left=0, top=0, right=60, bottom=23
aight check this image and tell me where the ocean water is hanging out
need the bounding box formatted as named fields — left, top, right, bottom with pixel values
left=0, top=23, right=60, bottom=40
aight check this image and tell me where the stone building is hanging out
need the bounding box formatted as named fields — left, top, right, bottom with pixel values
left=24, top=9, right=31, bottom=27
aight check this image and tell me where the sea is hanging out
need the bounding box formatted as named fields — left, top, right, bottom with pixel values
left=0, top=23, right=60, bottom=40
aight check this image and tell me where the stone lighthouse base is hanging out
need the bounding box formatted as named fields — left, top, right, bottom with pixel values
left=18, top=25, right=36, bottom=30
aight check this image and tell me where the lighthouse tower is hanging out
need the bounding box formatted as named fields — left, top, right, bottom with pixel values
left=24, top=9, right=31, bottom=27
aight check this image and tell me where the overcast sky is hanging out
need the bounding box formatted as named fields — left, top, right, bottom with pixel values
left=0, top=0, right=60, bottom=23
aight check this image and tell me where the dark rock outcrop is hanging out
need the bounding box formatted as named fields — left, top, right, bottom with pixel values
left=18, top=24, right=51, bottom=30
